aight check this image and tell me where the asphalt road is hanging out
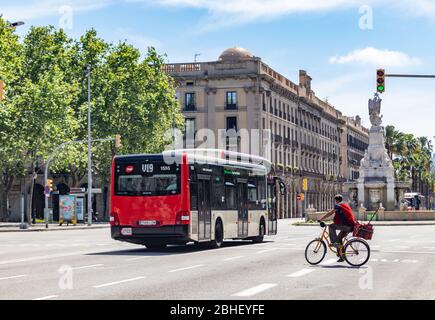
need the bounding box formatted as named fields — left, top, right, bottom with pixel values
left=0, top=220, right=434, bottom=300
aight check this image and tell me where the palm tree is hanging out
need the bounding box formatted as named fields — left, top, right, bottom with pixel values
left=384, top=127, right=434, bottom=202
left=385, top=125, right=398, bottom=159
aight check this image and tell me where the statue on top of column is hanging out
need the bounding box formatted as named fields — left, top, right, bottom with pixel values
left=369, top=93, right=383, bottom=127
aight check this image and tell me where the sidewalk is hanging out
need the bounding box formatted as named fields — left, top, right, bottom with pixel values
left=0, top=222, right=110, bottom=232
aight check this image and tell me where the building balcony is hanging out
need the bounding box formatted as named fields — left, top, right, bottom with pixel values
left=274, top=134, right=283, bottom=144
left=162, top=63, right=202, bottom=74
left=183, top=104, right=197, bottom=112
left=283, top=137, right=291, bottom=146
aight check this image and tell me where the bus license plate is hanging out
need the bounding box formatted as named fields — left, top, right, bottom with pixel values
left=138, top=220, right=157, bottom=226
left=121, top=228, right=132, bottom=236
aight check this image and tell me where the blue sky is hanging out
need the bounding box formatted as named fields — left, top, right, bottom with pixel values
left=1, top=0, right=435, bottom=141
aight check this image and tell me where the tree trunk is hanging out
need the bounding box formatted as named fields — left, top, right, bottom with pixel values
left=0, top=188, right=9, bottom=222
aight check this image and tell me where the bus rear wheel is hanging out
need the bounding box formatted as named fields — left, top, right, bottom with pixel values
left=252, top=220, right=265, bottom=243
left=209, top=221, right=223, bottom=249
left=144, top=243, right=167, bottom=250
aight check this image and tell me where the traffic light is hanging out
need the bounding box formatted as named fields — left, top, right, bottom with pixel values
left=46, top=179, right=53, bottom=192
left=376, top=69, right=385, bottom=93
left=302, top=178, right=308, bottom=191
left=0, top=80, right=5, bottom=101
left=115, top=134, right=122, bottom=148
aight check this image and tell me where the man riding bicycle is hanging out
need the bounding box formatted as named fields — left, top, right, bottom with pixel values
left=318, top=195, right=357, bottom=262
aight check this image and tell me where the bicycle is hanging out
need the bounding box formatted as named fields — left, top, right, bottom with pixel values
left=304, top=221, right=371, bottom=267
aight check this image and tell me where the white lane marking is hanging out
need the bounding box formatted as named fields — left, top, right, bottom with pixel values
left=393, top=259, right=400, bottom=263
left=423, top=247, right=435, bottom=250
left=401, top=259, right=418, bottom=264
left=0, top=250, right=116, bottom=266
left=32, top=295, right=58, bottom=300
left=0, top=274, right=26, bottom=281
left=125, top=256, right=150, bottom=262
left=168, top=265, right=204, bottom=273
left=381, top=259, right=388, bottom=262
left=223, top=256, right=244, bottom=261
left=93, top=276, right=145, bottom=288
left=370, top=258, right=379, bottom=262
left=232, top=283, right=277, bottom=297
left=72, top=264, right=103, bottom=270
left=256, top=248, right=279, bottom=254
left=287, top=268, right=316, bottom=278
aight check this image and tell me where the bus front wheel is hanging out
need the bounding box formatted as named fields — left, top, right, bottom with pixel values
left=209, top=221, right=223, bottom=249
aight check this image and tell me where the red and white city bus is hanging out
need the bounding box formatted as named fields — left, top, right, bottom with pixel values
left=110, top=149, right=279, bottom=249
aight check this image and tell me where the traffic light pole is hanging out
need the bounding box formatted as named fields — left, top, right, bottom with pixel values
left=386, top=74, right=435, bottom=78
left=43, top=138, right=115, bottom=228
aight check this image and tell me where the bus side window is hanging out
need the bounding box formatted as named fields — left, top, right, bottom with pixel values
left=248, top=179, right=258, bottom=210
left=258, top=178, right=267, bottom=210
left=212, top=176, right=225, bottom=210
left=225, top=178, right=236, bottom=210
left=190, top=181, right=198, bottom=210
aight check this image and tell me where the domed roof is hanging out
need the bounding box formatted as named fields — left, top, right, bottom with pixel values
left=218, top=47, right=254, bottom=62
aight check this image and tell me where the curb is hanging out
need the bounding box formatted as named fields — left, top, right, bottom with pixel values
left=293, top=222, right=435, bottom=227
left=0, top=225, right=110, bottom=233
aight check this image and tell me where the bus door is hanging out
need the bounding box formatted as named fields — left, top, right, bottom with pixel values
left=237, top=179, right=248, bottom=238
left=267, top=182, right=278, bottom=235
left=197, top=175, right=211, bottom=241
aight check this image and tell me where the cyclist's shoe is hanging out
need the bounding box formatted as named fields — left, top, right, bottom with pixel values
left=337, top=256, right=345, bottom=263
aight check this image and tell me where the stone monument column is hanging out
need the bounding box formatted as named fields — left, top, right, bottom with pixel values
left=358, top=94, right=397, bottom=211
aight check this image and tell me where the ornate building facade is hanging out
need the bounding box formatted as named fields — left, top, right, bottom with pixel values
left=165, top=47, right=369, bottom=218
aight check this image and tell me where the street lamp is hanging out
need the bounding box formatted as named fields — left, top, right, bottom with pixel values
left=85, top=65, right=93, bottom=226
left=9, top=21, right=25, bottom=28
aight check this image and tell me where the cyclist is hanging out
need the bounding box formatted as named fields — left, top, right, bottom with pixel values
left=318, top=194, right=357, bottom=262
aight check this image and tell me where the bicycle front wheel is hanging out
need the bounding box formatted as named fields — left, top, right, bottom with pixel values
left=305, top=239, right=327, bottom=265
left=344, top=238, right=370, bottom=267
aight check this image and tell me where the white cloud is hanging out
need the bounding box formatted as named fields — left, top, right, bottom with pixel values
left=391, top=0, right=435, bottom=22
left=144, top=0, right=358, bottom=32
left=329, top=47, right=422, bottom=67
left=1, top=0, right=113, bottom=21
left=141, top=0, right=435, bottom=32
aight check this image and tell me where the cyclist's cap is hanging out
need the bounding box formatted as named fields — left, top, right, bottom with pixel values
left=334, top=194, right=343, bottom=202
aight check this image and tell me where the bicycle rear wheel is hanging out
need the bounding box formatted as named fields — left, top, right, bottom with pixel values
left=344, top=238, right=370, bottom=267
left=305, top=239, right=327, bottom=265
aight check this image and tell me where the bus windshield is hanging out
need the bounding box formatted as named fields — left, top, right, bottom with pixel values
left=114, top=160, right=180, bottom=196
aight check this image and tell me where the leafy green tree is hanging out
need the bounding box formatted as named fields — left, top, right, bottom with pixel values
left=0, top=17, right=26, bottom=221
left=0, top=19, right=183, bottom=222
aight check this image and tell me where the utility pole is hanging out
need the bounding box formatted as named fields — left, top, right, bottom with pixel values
left=86, top=65, right=93, bottom=226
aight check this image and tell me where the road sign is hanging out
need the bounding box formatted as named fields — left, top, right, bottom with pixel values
left=297, top=193, right=305, bottom=201
left=302, top=178, right=308, bottom=191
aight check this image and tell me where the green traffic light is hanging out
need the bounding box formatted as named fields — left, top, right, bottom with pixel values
left=377, top=85, right=385, bottom=92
